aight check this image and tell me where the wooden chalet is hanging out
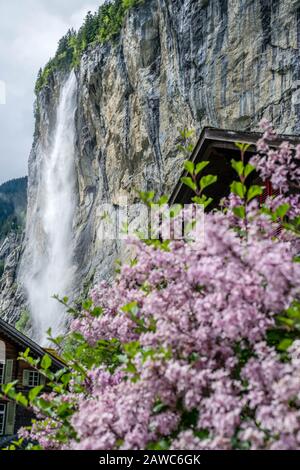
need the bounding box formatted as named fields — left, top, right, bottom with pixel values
left=169, top=127, right=300, bottom=207
left=0, top=317, right=64, bottom=446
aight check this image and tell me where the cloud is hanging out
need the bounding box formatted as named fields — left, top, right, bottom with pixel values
left=0, top=0, right=103, bottom=184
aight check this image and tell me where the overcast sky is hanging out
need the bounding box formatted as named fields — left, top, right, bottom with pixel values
left=0, top=0, right=104, bottom=184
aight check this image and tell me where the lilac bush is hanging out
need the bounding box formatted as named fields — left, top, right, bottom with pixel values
left=252, top=118, right=300, bottom=194
left=3, top=121, right=300, bottom=450
left=67, top=224, right=300, bottom=450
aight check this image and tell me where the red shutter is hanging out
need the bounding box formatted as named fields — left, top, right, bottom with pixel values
left=260, top=180, right=282, bottom=237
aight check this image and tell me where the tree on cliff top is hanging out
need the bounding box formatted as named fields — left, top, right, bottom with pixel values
left=35, top=0, right=143, bottom=93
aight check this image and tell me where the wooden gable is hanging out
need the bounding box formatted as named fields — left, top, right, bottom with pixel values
left=169, top=127, right=300, bottom=208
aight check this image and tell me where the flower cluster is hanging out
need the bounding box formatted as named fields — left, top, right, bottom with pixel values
left=63, top=216, right=300, bottom=450
left=252, top=118, right=300, bottom=194
left=15, top=121, right=300, bottom=450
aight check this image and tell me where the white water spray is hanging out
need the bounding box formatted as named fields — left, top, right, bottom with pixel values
left=23, top=72, right=77, bottom=344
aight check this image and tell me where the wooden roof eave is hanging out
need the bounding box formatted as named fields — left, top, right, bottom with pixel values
left=0, top=317, right=65, bottom=370
left=169, top=127, right=300, bottom=206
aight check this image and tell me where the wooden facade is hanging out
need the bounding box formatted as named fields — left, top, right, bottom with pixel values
left=169, top=127, right=300, bottom=207
left=0, top=318, right=64, bottom=446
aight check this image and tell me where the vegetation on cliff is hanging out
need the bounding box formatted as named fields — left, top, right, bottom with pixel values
left=35, top=0, right=143, bottom=94
left=0, top=177, right=27, bottom=241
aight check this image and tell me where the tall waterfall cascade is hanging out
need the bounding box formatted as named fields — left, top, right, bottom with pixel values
left=22, top=72, right=77, bottom=344
left=1, top=0, right=298, bottom=342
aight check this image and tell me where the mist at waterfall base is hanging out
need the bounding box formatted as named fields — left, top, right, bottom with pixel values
left=23, top=72, right=77, bottom=345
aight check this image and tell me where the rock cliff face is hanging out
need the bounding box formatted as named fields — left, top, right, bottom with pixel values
left=1, top=0, right=300, bottom=334
left=0, top=233, right=25, bottom=323
left=0, top=177, right=27, bottom=323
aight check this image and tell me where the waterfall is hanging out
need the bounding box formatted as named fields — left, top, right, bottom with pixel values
left=23, top=71, right=77, bottom=344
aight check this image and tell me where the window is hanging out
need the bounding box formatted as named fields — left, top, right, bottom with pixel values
left=5, top=402, right=16, bottom=435
left=0, top=404, right=6, bottom=436
left=0, top=341, right=5, bottom=363
left=28, top=371, right=40, bottom=387
left=0, top=364, right=4, bottom=385
left=23, top=369, right=42, bottom=387
left=0, top=341, right=5, bottom=386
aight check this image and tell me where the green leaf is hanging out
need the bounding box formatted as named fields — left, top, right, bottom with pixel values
left=138, top=191, right=155, bottom=205
left=247, top=185, right=263, bottom=202
left=194, top=429, right=210, bottom=440
left=294, top=216, right=300, bottom=226
left=35, top=397, right=51, bottom=412
left=184, top=160, right=195, bottom=174
left=235, top=142, right=252, bottom=152
left=147, top=440, right=170, bottom=450
left=46, top=328, right=52, bottom=338
left=1, top=381, right=18, bottom=396
left=189, top=352, right=200, bottom=362
left=91, top=306, right=103, bottom=317
left=52, top=335, right=64, bottom=346
left=121, top=301, right=139, bottom=315
left=192, top=195, right=213, bottom=208
left=177, top=144, right=187, bottom=153
left=181, top=176, right=197, bottom=192
left=275, top=203, right=290, bottom=219
left=180, top=128, right=194, bottom=139
left=153, top=402, right=168, bottom=414
left=60, top=373, right=72, bottom=387
left=117, top=354, right=128, bottom=363
left=231, top=159, right=244, bottom=177
left=186, top=143, right=195, bottom=153
left=28, top=385, right=44, bottom=402
left=200, top=175, right=217, bottom=191
left=233, top=206, right=246, bottom=219
left=15, top=393, right=28, bottom=407
left=277, top=316, right=294, bottom=327
left=123, top=341, right=140, bottom=357
left=23, top=348, right=30, bottom=359
left=278, top=338, right=294, bottom=351
left=125, top=362, right=137, bottom=374
left=157, top=195, right=169, bottom=206
left=82, top=299, right=93, bottom=311
left=185, top=221, right=196, bottom=234
left=195, top=161, right=210, bottom=175
left=244, top=163, right=255, bottom=178
left=285, top=302, right=300, bottom=320
left=203, top=198, right=213, bottom=208
left=41, top=354, right=52, bottom=370
left=169, top=204, right=182, bottom=218
left=231, top=181, right=246, bottom=199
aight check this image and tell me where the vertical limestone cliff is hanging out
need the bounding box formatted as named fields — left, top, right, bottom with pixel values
left=1, top=0, right=300, bottom=335
left=0, top=177, right=27, bottom=324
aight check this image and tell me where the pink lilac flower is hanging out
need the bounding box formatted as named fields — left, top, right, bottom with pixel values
left=21, top=122, right=300, bottom=450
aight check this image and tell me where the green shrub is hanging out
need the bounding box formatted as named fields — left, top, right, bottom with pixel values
left=0, top=260, right=4, bottom=278
left=0, top=177, right=27, bottom=240
left=15, top=310, right=31, bottom=334
left=35, top=0, right=143, bottom=94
